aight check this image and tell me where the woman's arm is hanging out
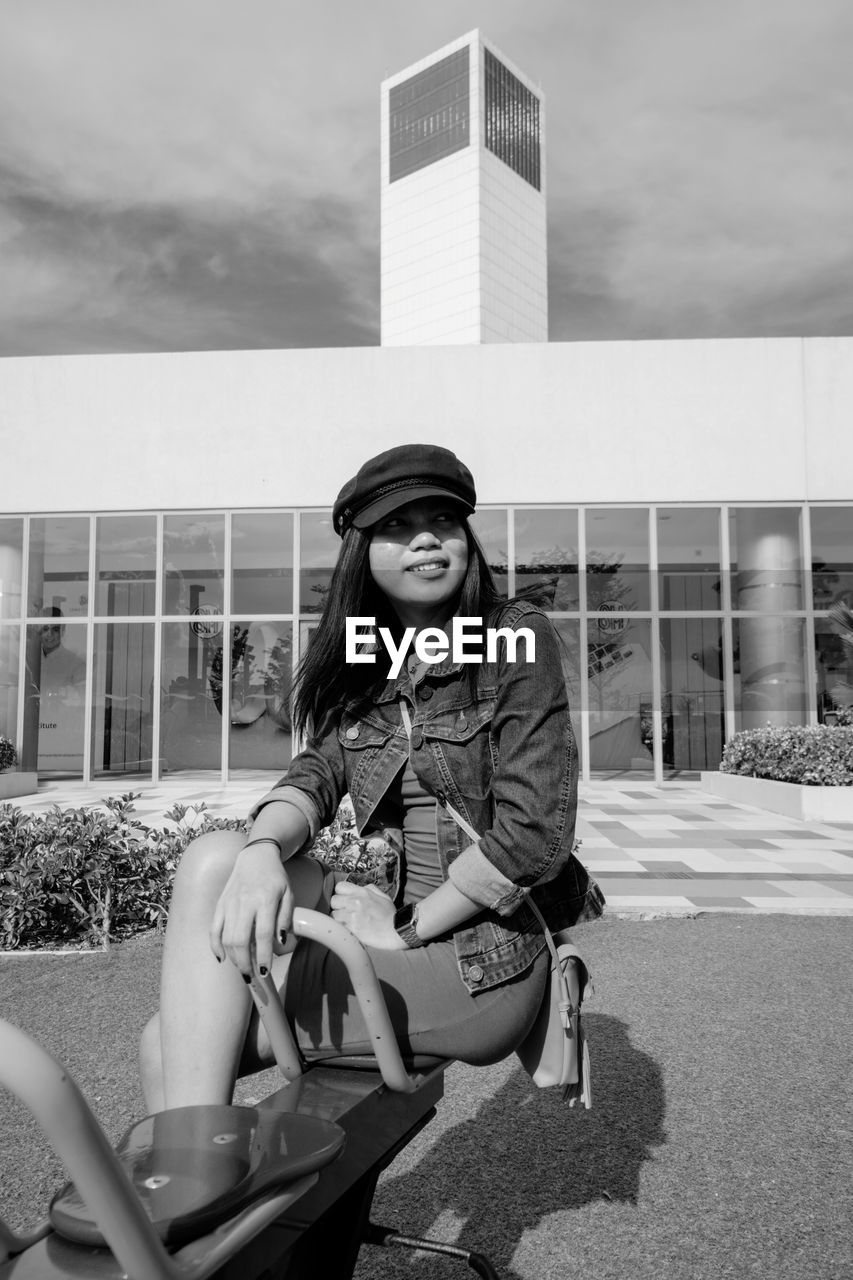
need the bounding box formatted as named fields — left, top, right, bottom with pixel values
left=330, top=875, right=481, bottom=949
left=209, top=799, right=315, bottom=975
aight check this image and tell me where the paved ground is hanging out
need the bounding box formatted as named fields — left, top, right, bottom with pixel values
left=11, top=773, right=853, bottom=916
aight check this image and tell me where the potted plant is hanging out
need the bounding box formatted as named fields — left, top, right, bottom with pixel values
left=0, top=736, right=38, bottom=801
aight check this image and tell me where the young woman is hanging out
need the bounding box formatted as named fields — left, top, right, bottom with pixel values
left=141, top=444, right=601, bottom=1111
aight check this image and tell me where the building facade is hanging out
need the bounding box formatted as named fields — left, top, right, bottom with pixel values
left=381, top=31, right=547, bottom=346
left=1, top=338, right=851, bottom=786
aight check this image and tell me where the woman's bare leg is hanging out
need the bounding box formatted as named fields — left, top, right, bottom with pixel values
left=139, top=830, right=323, bottom=1112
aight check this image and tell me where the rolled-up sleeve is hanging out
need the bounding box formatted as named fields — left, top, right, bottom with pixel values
left=447, top=610, right=578, bottom=915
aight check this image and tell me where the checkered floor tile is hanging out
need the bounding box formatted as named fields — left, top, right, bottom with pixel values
left=7, top=776, right=853, bottom=916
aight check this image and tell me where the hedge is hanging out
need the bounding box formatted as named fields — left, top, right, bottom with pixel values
left=720, top=725, right=853, bottom=786
left=0, top=793, right=395, bottom=951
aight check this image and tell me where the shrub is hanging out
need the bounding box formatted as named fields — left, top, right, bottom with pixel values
left=0, top=736, right=16, bottom=773
left=720, top=726, right=853, bottom=786
left=0, top=791, right=393, bottom=950
left=0, top=794, right=248, bottom=951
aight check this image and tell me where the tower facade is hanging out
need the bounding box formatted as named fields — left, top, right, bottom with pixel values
left=380, top=30, right=547, bottom=346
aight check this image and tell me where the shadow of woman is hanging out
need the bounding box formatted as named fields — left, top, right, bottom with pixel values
left=362, top=1013, right=666, bottom=1278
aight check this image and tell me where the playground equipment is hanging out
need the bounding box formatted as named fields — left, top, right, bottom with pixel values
left=0, top=909, right=506, bottom=1279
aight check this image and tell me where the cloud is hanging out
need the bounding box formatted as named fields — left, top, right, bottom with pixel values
left=0, top=0, right=851, bottom=352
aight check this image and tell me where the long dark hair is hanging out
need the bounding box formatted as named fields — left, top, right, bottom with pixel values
left=292, top=518, right=504, bottom=736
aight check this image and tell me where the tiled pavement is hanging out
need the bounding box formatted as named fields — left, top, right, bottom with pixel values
left=8, top=775, right=853, bottom=916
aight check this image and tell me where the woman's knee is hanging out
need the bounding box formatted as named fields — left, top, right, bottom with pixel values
left=173, top=829, right=246, bottom=893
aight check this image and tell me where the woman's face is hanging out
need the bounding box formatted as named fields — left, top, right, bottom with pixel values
left=368, top=497, right=469, bottom=627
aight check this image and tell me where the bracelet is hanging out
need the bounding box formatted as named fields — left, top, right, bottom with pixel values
left=241, top=836, right=283, bottom=857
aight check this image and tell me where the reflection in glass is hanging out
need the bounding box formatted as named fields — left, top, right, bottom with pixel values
left=0, top=625, right=20, bottom=750
left=300, top=513, right=338, bottom=615
left=159, top=620, right=224, bottom=772
left=28, top=517, right=90, bottom=618
left=224, top=621, right=294, bottom=771
left=811, top=506, right=853, bottom=609
left=657, top=509, right=721, bottom=611
left=814, top=616, right=853, bottom=724
left=587, top=618, right=654, bottom=774
left=515, top=510, right=578, bottom=610
left=24, top=620, right=87, bottom=775
left=730, top=508, right=802, bottom=612
left=163, top=514, right=224, bottom=617
left=660, top=619, right=725, bottom=775
left=733, top=617, right=806, bottom=730
left=470, top=509, right=508, bottom=597
left=586, top=509, right=650, bottom=612
left=552, top=620, right=582, bottom=769
left=232, top=514, right=294, bottom=614
left=0, top=519, right=23, bottom=620
left=389, top=47, right=469, bottom=182
left=96, top=515, right=156, bottom=617
left=92, top=623, right=154, bottom=777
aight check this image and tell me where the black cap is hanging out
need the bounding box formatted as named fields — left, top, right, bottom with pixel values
left=332, top=444, right=476, bottom=537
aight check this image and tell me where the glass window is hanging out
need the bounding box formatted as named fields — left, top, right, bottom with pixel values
left=733, top=617, right=807, bottom=731
left=91, top=623, right=154, bottom=777
left=811, top=506, right=853, bottom=609
left=586, top=509, right=650, bottom=612
left=515, top=509, right=579, bottom=610
left=96, top=515, right=156, bottom=617
left=0, top=624, right=20, bottom=752
left=587, top=617, right=654, bottom=775
left=24, top=620, right=87, bottom=775
left=0, top=520, right=24, bottom=619
left=660, top=619, right=725, bottom=776
left=299, top=513, right=338, bottom=615
left=226, top=621, right=294, bottom=770
left=159, top=619, right=224, bottom=773
left=815, top=614, right=853, bottom=724
left=232, top=514, right=294, bottom=615
left=470, top=509, right=509, bottom=597
left=484, top=48, right=541, bottom=190
left=729, top=508, right=803, bottom=612
left=389, top=47, right=470, bottom=182
left=162, top=514, right=224, bottom=618
left=657, top=508, right=721, bottom=611
left=552, top=619, right=583, bottom=768
left=27, top=517, right=90, bottom=618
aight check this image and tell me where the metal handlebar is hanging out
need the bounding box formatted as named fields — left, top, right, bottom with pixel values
left=247, top=908, right=419, bottom=1094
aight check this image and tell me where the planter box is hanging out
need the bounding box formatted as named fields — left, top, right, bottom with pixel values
left=701, top=771, right=853, bottom=822
left=0, top=772, right=38, bottom=801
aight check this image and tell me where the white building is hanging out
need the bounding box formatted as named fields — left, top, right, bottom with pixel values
left=381, top=31, right=547, bottom=346
left=0, top=36, right=851, bottom=789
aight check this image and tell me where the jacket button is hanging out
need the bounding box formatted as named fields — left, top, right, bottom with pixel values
left=418, top=685, right=433, bottom=701
left=410, top=728, right=423, bottom=749
left=345, top=726, right=359, bottom=740
left=467, top=964, right=484, bottom=984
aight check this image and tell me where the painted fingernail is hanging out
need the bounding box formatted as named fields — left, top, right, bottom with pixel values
left=259, top=966, right=268, bottom=977
left=278, top=930, right=287, bottom=943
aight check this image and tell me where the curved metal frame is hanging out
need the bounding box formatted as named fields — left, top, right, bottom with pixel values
left=0, top=910, right=423, bottom=1279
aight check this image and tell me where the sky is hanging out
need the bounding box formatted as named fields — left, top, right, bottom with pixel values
left=1, top=0, right=851, bottom=356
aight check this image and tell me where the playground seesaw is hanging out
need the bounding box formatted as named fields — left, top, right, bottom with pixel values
left=0, top=908, right=500, bottom=1280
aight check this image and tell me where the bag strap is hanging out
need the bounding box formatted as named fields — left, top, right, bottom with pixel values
left=398, top=698, right=577, bottom=1025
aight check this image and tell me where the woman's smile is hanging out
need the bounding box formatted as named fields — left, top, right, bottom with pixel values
left=369, top=497, right=468, bottom=626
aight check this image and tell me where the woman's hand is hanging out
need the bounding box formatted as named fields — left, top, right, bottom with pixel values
left=209, top=841, right=293, bottom=977
left=330, top=880, right=407, bottom=950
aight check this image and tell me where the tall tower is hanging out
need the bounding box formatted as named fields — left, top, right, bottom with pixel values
left=380, top=30, right=547, bottom=346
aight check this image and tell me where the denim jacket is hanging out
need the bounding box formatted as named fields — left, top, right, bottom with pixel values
left=253, top=601, right=602, bottom=993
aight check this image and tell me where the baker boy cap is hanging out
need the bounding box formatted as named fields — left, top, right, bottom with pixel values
left=332, top=443, right=476, bottom=537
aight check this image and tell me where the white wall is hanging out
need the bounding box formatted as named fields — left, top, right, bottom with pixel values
left=1, top=337, right=851, bottom=514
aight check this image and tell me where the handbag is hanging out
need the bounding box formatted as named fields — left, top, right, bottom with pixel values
left=398, top=701, right=594, bottom=1107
